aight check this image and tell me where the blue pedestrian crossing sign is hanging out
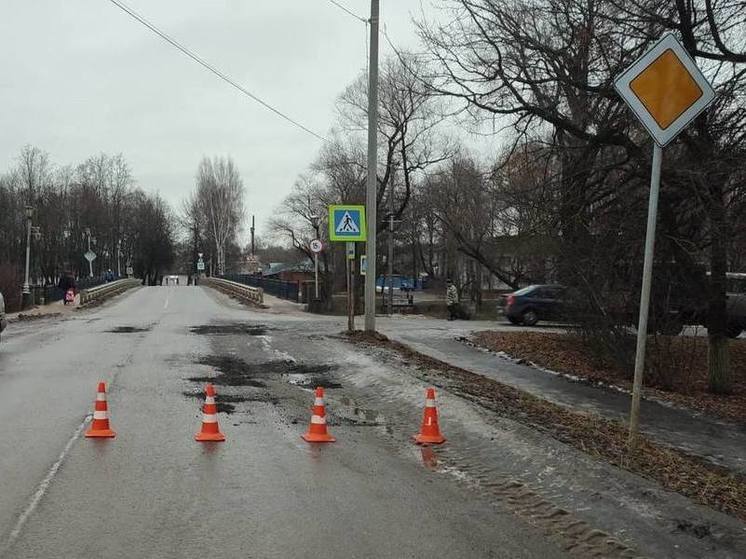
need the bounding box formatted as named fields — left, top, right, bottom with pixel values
left=329, top=205, right=366, bottom=242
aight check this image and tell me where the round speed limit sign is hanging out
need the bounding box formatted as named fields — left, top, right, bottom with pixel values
left=310, top=239, right=323, bottom=253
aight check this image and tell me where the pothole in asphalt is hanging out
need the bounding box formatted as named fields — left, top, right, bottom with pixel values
left=189, top=356, right=268, bottom=387
left=190, top=323, right=271, bottom=336
left=189, top=356, right=340, bottom=389
left=107, top=326, right=151, bottom=333
left=181, top=391, right=279, bottom=414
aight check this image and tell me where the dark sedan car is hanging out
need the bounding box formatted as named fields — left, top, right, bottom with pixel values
left=501, top=284, right=566, bottom=326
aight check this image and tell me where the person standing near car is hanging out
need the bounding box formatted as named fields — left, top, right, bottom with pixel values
left=446, top=279, right=459, bottom=321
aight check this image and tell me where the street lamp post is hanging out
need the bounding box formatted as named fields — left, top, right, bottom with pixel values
left=310, top=214, right=320, bottom=300
left=21, top=206, right=34, bottom=309
left=84, top=228, right=94, bottom=278
left=116, top=239, right=122, bottom=278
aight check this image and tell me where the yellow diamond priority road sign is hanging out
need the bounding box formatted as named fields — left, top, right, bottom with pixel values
left=614, top=34, right=715, bottom=147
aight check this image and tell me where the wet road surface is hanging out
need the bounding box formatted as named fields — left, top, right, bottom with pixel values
left=377, top=319, right=746, bottom=475
left=0, top=285, right=571, bottom=559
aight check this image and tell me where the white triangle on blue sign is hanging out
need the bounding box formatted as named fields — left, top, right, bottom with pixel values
left=336, top=211, right=360, bottom=234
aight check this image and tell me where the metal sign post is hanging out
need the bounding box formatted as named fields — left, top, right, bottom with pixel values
left=310, top=239, right=323, bottom=300
left=628, top=144, right=662, bottom=444
left=614, top=33, right=715, bottom=448
left=328, top=206, right=366, bottom=332
left=346, top=242, right=356, bottom=332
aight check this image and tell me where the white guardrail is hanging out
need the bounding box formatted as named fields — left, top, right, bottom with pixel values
left=201, top=277, right=264, bottom=306
left=79, top=278, right=141, bottom=305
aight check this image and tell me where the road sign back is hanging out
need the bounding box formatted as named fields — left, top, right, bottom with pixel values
left=329, top=205, right=366, bottom=242
left=614, top=33, right=715, bottom=147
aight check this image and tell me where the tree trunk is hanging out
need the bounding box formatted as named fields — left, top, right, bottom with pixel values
left=707, top=180, right=732, bottom=393
left=708, top=335, right=731, bottom=393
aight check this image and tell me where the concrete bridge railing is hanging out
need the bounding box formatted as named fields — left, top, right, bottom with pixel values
left=201, top=277, right=264, bottom=306
left=79, top=278, right=141, bottom=305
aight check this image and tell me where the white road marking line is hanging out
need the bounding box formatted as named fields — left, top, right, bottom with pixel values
left=164, top=293, right=170, bottom=309
left=3, top=414, right=91, bottom=551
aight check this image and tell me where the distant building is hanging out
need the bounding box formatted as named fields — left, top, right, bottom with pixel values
left=240, top=254, right=262, bottom=275
left=263, top=260, right=314, bottom=283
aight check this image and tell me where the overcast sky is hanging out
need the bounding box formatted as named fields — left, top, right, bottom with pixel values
left=0, top=1, right=458, bottom=240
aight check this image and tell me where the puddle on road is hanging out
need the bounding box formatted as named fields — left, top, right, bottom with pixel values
left=106, top=326, right=151, bottom=333
left=190, top=323, right=271, bottom=336
left=284, top=363, right=342, bottom=390
left=284, top=374, right=341, bottom=389
left=420, top=446, right=439, bottom=470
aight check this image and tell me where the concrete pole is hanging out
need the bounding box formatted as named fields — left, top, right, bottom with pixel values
left=628, top=143, right=663, bottom=448
left=364, top=0, right=380, bottom=332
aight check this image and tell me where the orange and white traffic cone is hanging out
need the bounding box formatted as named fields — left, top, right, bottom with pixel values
left=301, top=387, right=336, bottom=443
left=195, top=383, right=226, bottom=442
left=85, top=381, right=116, bottom=438
left=414, top=388, right=446, bottom=445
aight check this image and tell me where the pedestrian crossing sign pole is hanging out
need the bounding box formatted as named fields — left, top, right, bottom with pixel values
left=329, top=205, right=366, bottom=331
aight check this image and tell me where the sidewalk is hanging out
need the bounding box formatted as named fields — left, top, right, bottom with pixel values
left=256, top=293, right=307, bottom=316
left=6, top=298, right=77, bottom=322
left=378, top=316, right=746, bottom=476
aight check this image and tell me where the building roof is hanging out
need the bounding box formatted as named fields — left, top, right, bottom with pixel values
left=263, top=259, right=314, bottom=276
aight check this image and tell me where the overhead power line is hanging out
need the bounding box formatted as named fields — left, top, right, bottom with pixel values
left=105, top=0, right=327, bottom=142
left=327, top=0, right=368, bottom=22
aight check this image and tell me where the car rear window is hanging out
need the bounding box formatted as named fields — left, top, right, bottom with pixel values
left=513, top=285, right=538, bottom=296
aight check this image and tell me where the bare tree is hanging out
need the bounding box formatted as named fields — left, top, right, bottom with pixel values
left=420, top=0, right=746, bottom=392
left=195, top=156, right=245, bottom=276
left=337, top=54, right=450, bottom=231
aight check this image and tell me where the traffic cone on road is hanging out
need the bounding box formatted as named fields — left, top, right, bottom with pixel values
left=301, top=387, right=336, bottom=443
left=414, top=388, right=446, bottom=445
left=85, top=382, right=116, bottom=438
left=195, top=383, right=226, bottom=442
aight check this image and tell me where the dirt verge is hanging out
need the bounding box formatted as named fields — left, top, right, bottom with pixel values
left=344, top=331, right=746, bottom=524
left=9, top=312, right=62, bottom=323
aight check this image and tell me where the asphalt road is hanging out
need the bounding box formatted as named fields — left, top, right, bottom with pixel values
left=0, top=285, right=571, bottom=559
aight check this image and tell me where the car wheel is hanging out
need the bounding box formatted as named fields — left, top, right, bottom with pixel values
left=521, top=309, right=539, bottom=326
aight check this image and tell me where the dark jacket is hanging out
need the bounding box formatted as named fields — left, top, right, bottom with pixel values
left=59, top=274, right=76, bottom=292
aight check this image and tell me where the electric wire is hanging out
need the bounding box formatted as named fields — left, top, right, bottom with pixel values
left=327, top=0, right=368, bottom=22
left=105, top=0, right=327, bottom=141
